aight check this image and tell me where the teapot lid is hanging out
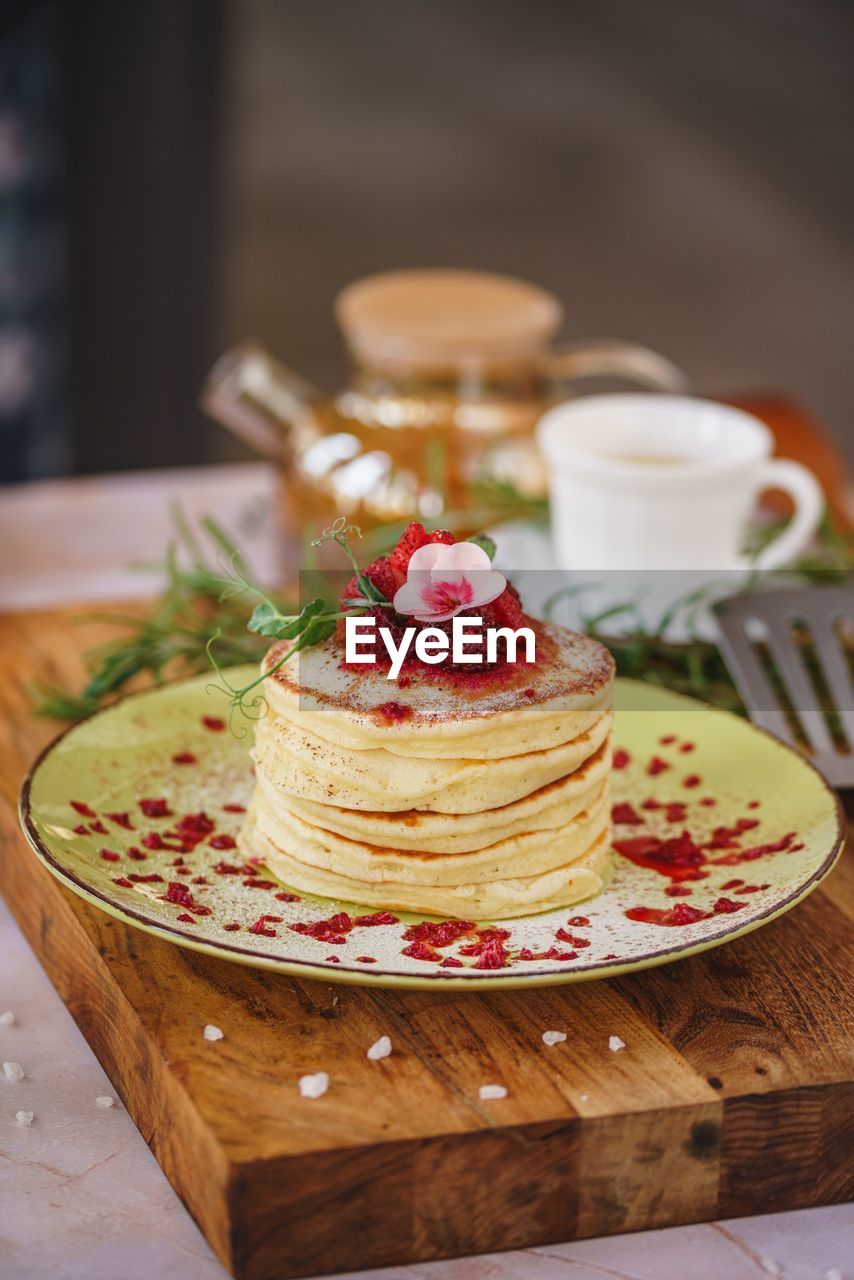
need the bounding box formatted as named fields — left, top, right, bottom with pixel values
left=335, top=269, right=563, bottom=371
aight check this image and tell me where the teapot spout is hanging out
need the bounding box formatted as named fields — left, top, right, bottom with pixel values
left=201, top=342, right=319, bottom=461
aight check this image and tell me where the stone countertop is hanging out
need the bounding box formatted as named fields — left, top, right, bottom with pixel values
left=1, top=464, right=851, bottom=1280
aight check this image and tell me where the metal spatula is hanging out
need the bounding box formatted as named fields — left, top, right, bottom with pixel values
left=714, top=582, right=854, bottom=788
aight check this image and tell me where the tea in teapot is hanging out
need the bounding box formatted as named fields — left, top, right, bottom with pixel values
left=202, top=269, right=686, bottom=551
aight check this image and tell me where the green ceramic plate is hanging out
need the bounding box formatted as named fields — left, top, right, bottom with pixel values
left=19, top=669, right=843, bottom=989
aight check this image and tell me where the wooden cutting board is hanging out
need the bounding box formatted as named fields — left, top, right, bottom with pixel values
left=0, top=606, right=852, bottom=1279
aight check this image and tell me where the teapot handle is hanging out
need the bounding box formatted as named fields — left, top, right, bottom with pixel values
left=545, top=339, right=689, bottom=394
left=200, top=342, right=319, bottom=461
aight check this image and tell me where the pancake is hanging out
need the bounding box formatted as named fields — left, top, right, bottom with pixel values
left=246, top=782, right=610, bottom=886
left=264, top=737, right=611, bottom=853
left=262, top=620, right=614, bottom=760
left=242, top=807, right=612, bottom=919
left=252, top=707, right=613, bottom=814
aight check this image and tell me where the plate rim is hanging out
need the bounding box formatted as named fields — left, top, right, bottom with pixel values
left=18, top=672, right=846, bottom=990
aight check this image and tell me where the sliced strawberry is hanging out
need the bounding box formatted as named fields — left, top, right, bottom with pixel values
left=389, top=522, right=431, bottom=574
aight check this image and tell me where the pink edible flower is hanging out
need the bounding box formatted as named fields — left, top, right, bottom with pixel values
left=392, top=542, right=506, bottom=623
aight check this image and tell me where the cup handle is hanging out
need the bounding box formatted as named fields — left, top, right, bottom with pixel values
left=545, top=339, right=690, bottom=393
left=746, top=458, right=825, bottom=571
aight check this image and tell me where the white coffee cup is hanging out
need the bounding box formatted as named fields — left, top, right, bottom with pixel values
left=536, top=394, right=824, bottom=571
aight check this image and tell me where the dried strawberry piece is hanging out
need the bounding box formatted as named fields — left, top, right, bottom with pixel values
left=105, top=811, right=134, bottom=829
left=712, top=897, right=746, bottom=914
left=679, top=742, right=696, bottom=753
left=663, top=903, right=705, bottom=925
left=213, top=861, right=243, bottom=876
left=164, top=881, right=194, bottom=906
left=141, top=832, right=167, bottom=850
left=139, top=798, right=171, bottom=818
left=248, top=916, right=278, bottom=937
left=290, top=912, right=354, bottom=945
left=325, top=955, right=341, bottom=963
left=700, top=797, right=717, bottom=807
left=664, top=802, right=688, bottom=823
left=555, top=929, right=591, bottom=948
left=71, top=800, right=96, bottom=818
left=402, top=940, right=440, bottom=962
left=209, top=834, right=237, bottom=850
left=223, top=922, right=241, bottom=931
left=174, top=812, right=215, bottom=848
left=612, top=748, right=631, bottom=770
left=567, top=916, right=590, bottom=927
left=473, top=938, right=509, bottom=969
left=612, top=802, right=642, bottom=825
left=402, top=919, right=475, bottom=948
left=202, top=716, right=226, bottom=731
left=439, top=956, right=464, bottom=968
left=89, top=820, right=108, bottom=834
left=354, top=911, right=399, bottom=926
left=721, top=878, right=744, bottom=889
left=72, top=824, right=88, bottom=835
left=682, top=775, right=701, bottom=789
left=665, top=884, right=692, bottom=897
left=243, top=877, right=277, bottom=890
left=517, top=947, right=534, bottom=961
left=176, top=913, right=195, bottom=924
left=173, top=752, right=197, bottom=765
left=191, top=876, right=209, bottom=885
left=355, top=955, right=377, bottom=963
left=223, top=803, right=246, bottom=813
left=128, top=873, right=163, bottom=883
left=112, top=877, right=133, bottom=887
left=647, top=756, right=670, bottom=776
left=659, top=734, right=677, bottom=745
left=99, top=848, right=120, bottom=862
left=127, top=847, right=146, bottom=861
left=275, top=890, right=301, bottom=902
left=458, top=927, right=511, bottom=957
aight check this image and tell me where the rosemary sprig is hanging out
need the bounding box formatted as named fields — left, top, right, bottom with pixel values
left=30, top=509, right=294, bottom=721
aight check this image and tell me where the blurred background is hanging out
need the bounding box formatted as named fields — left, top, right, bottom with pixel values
left=1, top=0, right=853, bottom=484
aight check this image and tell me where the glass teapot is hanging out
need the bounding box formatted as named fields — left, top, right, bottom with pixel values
left=202, top=269, right=688, bottom=546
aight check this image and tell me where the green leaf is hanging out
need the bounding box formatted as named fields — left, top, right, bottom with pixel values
left=469, top=533, right=497, bottom=561
left=356, top=572, right=389, bottom=604
left=247, top=602, right=283, bottom=636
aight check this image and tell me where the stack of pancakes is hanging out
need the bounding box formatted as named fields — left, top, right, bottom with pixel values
left=239, top=621, right=615, bottom=919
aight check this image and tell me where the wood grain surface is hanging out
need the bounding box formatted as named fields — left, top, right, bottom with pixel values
left=0, top=606, right=852, bottom=1280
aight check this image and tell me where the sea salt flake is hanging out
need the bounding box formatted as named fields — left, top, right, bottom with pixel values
left=299, top=1071, right=329, bottom=1099
left=15, top=1110, right=33, bottom=1126
left=203, top=1025, right=224, bottom=1042
left=0, top=1011, right=15, bottom=1027
left=3, top=1061, right=24, bottom=1082
left=367, top=1035, right=392, bottom=1061
left=96, top=1096, right=115, bottom=1109
left=608, top=1035, right=626, bottom=1053
left=478, top=1084, right=508, bottom=1101
left=542, top=1030, right=567, bottom=1047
